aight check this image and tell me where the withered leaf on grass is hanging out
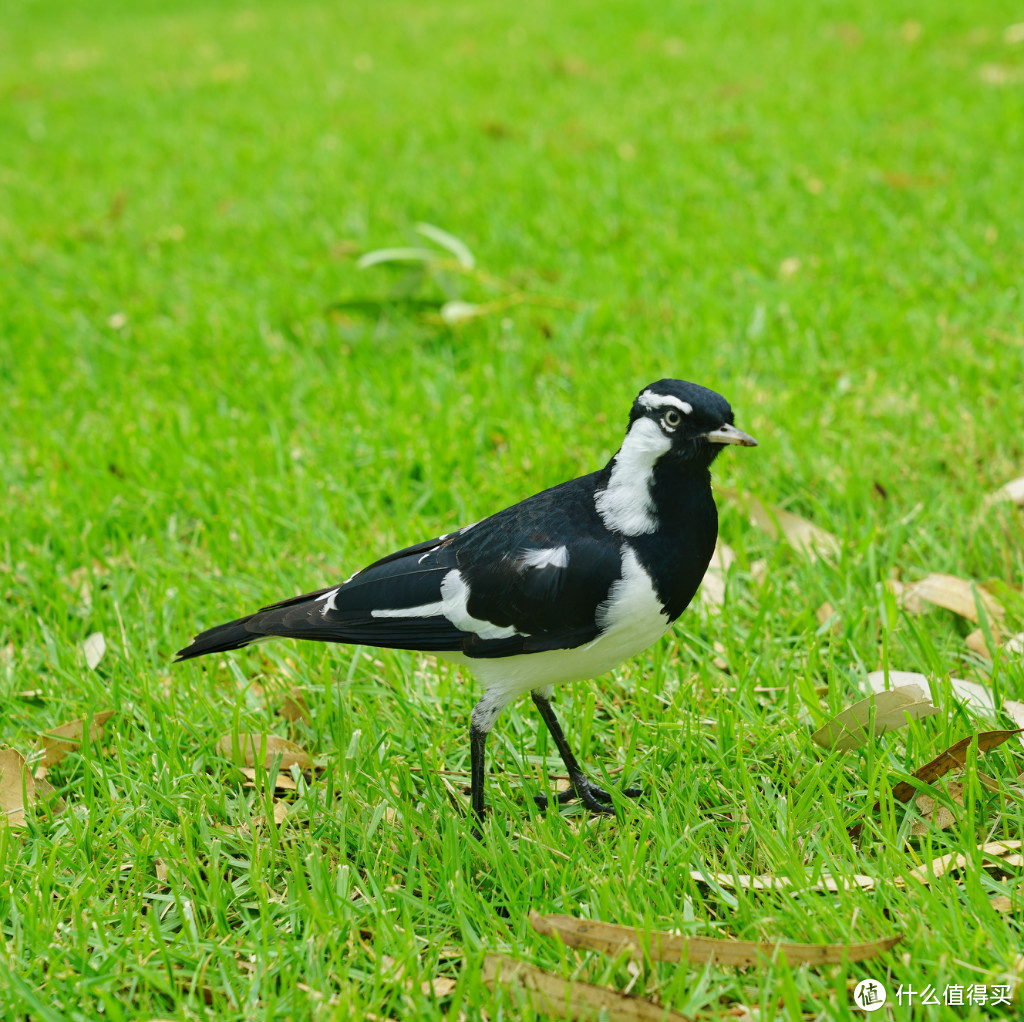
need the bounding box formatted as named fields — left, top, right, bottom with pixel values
left=421, top=977, right=457, bottom=998
left=811, top=687, right=939, bottom=751
left=278, top=690, right=312, bottom=725
left=911, top=784, right=963, bottom=836
left=984, top=475, right=1024, bottom=507
left=481, top=955, right=692, bottom=1022
left=866, top=671, right=1024, bottom=745
left=239, top=766, right=297, bottom=791
left=216, top=733, right=312, bottom=770
left=36, top=710, right=115, bottom=772
left=966, top=628, right=1024, bottom=660
left=689, top=870, right=876, bottom=893
left=530, top=912, right=901, bottom=966
left=849, top=729, right=1020, bottom=839
left=898, top=573, right=1004, bottom=625
left=890, top=730, right=1022, bottom=804
left=699, top=541, right=735, bottom=609
left=83, top=632, right=107, bottom=670
left=717, top=488, right=840, bottom=561
left=990, top=890, right=1021, bottom=914
left=906, top=840, right=1023, bottom=885
left=0, top=749, right=34, bottom=827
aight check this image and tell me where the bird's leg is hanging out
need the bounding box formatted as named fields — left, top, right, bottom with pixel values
left=469, top=721, right=488, bottom=832
left=530, top=691, right=642, bottom=814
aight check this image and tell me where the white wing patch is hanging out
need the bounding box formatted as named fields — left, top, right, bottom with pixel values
left=440, top=569, right=519, bottom=640
left=371, top=600, right=445, bottom=619
left=364, top=569, right=521, bottom=641
left=517, top=546, right=569, bottom=571
left=445, top=543, right=671, bottom=732
left=594, top=416, right=671, bottom=535
left=314, top=587, right=341, bottom=614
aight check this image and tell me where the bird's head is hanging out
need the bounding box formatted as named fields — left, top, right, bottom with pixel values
left=627, top=379, right=757, bottom=468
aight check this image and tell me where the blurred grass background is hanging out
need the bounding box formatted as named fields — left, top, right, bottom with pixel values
left=2, top=1, right=1023, bottom=1019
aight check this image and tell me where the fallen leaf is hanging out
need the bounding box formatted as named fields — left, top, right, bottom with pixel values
left=36, top=710, right=115, bottom=772
left=910, top=782, right=963, bottom=835
left=966, top=628, right=993, bottom=659
left=990, top=890, right=1021, bottom=914
left=811, top=687, right=940, bottom=750
left=689, top=870, right=876, bottom=892
left=699, top=541, right=736, bottom=609
left=0, top=749, right=34, bottom=827
left=898, top=573, right=1004, bottom=625
left=481, top=955, right=692, bottom=1022
left=890, top=730, right=1022, bottom=804
left=216, top=733, right=312, bottom=770
left=985, top=476, right=1024, bottom=506
left=816, top=602, right=840, bottom=634
left=421, top=977, right=457, bottom=998
left=83, top=632, right=106, bottom=670
left=279, top=690, right=312, bottom=725
left=530, top=912, right=901, bottom=966
left=272, top=801, right=288, bottom=826
left=866, top=671, right=1024, bottom=745
left=239, top=766, right=297, bottom=790
left=907, top=840, right=1023, bottom=884
left=717, top=488, right=839, bottom=561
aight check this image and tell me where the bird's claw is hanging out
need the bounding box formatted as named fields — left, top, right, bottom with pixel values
left=533, top=779, right=643, bottom=815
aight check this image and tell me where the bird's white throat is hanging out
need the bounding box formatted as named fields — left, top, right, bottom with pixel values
left=594, top=417, right=671, bottom=535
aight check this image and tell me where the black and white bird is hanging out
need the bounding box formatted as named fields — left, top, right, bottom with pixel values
left=176, top=379, right=756, bottom=825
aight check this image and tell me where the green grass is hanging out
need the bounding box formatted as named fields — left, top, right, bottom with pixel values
left=2, top=0, right=1024, bottom=1018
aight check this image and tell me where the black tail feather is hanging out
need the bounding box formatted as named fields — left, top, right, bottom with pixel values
left=175, top=615, right=265, bottom=662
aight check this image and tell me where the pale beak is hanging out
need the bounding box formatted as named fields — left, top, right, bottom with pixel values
left=703, top=423, right=758, bottom=447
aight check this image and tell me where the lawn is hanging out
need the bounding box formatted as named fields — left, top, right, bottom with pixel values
left=2, top=0, right=1023, bottom=1018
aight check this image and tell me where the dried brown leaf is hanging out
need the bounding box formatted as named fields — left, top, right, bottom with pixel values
left=717, top=488, right=839, bottom=561
left=239, top=766, right=298, bottom=790
left=0, top=748, right=34, bottom=827
left=910, top=782, right=963, bottom=835
left=990, top=893, right=1016, bottom=914
left=36, top=709, right=115, bottom=771
left=421, top=977, right=457, bottom=998
left=699, top=541, right=735, bottom=609
left=985, top=476, right=1024, bottom=506
left=481, top=955, right=693, bottom=1022
left=279, top=690, right=312, bottom=725
left=907, top=840, right=1023, bottom=884
left=83, top=631, right=106, bottom=670
left=866, top=671, right=1024, bottom=744
left=689, top=870, right=876, bottom=892
left=216, top=733, right=312, bottom=770
left=816, top=602, right=840, bottom=634
left=850, top=728, right=1020, bottom=839
left=530, top=912, right=901, bottom=967
left=811, top=687, right=940, bottom=750
left=890, top=730, right=1021, bottom=804
left=899, top=573, right=1004, bottom=625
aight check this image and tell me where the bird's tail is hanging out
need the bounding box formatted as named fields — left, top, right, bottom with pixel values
left=175, top=615, right=267, bottom=662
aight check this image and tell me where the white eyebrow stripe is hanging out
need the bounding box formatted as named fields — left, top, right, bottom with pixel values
left=638, top=391, right=693, bottom=415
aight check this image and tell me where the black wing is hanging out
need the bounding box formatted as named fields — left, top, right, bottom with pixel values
left=176, top=473, right=623, bottom=662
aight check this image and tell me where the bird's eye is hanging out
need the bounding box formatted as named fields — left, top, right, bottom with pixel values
left=663, top=409, right=682, bottom=428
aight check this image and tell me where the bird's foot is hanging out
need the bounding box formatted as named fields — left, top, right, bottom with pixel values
left=533, top=776, right=643, bottom=815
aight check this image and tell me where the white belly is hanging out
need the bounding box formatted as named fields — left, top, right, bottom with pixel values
left=440, top=544, right=671, bottom=723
